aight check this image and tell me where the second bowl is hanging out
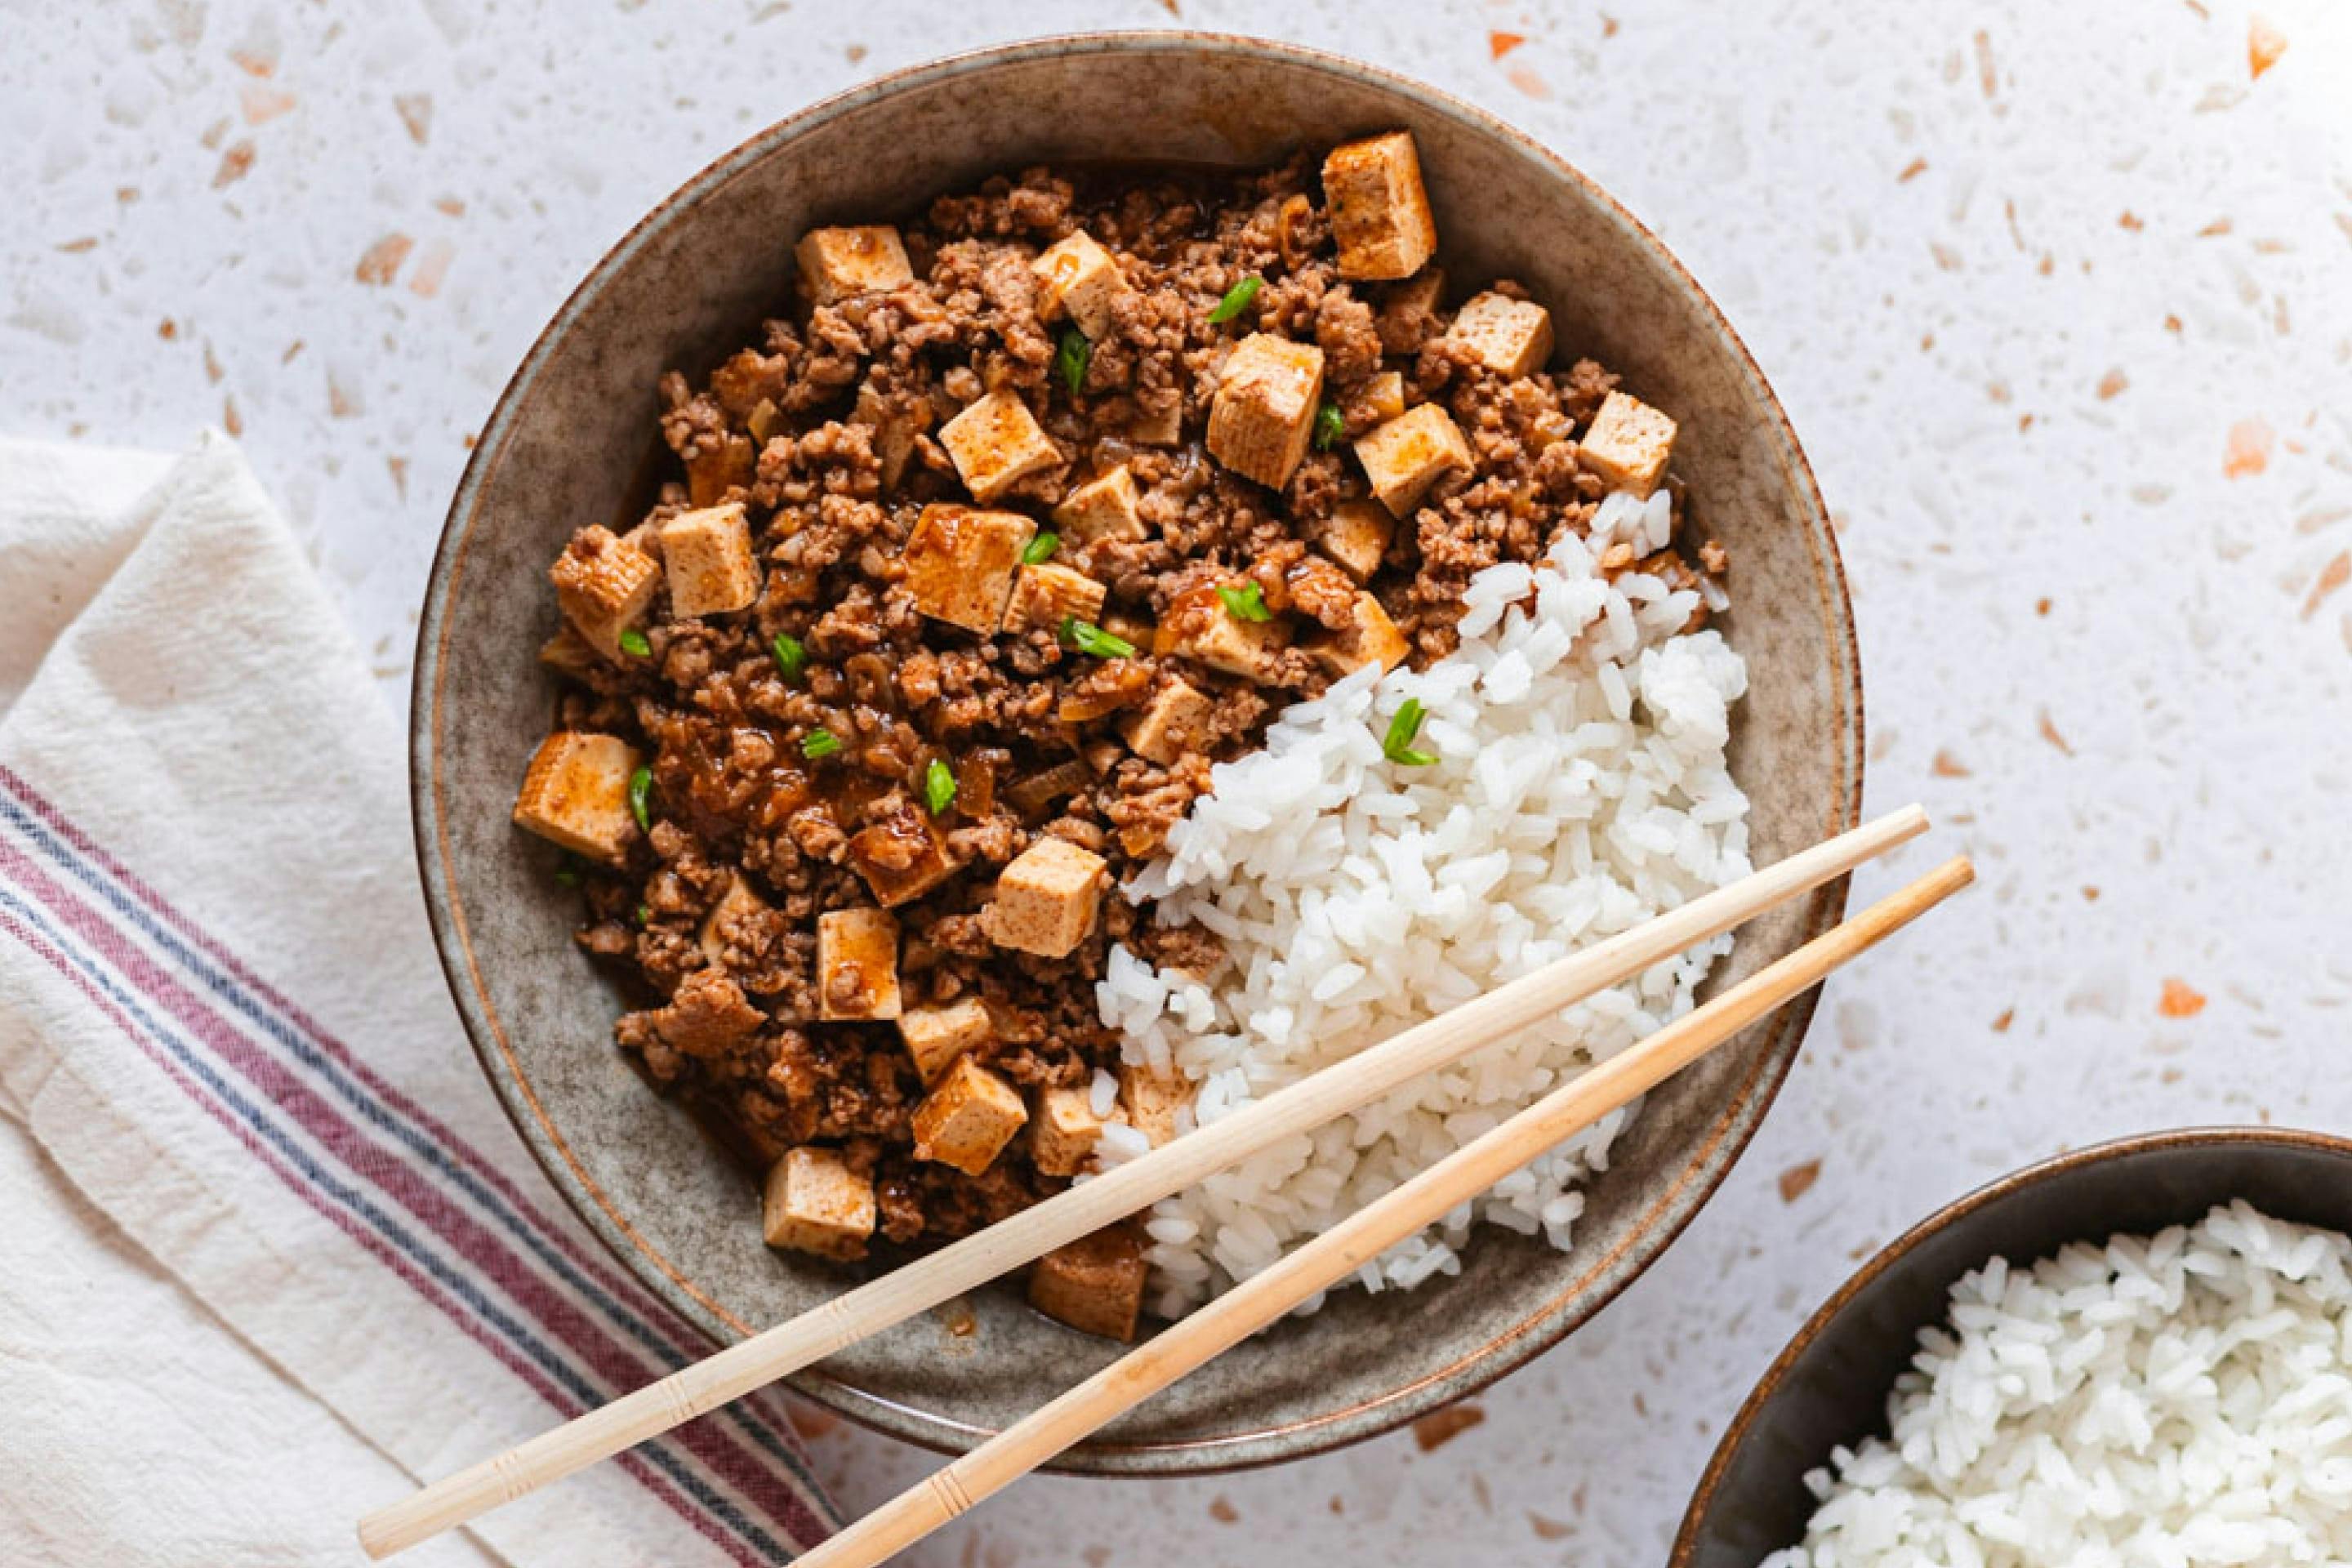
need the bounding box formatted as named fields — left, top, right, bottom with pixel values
left=1675, top=1126, right=2352, bottom=1563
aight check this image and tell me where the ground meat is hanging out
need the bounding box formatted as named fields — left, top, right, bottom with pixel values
left=650, top=968, right=767, bottom=1059
left=1314, top=287, right=1384, bottom=385
left=1130, top=920, right=1224, bottom=977
left=1374, top=278, right=1445, bottom=356
left=1105, top=756, right=1212, bottom=860
left=1284, top=553, right=1364, bottom=630
left=528, top=149, right=1712, bottom=1263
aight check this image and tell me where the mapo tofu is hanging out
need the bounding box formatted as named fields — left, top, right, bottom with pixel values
left=514, top=134, right=1720, bottom=1337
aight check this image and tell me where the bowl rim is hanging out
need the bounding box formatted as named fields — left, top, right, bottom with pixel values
left=410, top=28, right=1862, bottom=1474
left=1669, top=1123, right=2352, bottom=1562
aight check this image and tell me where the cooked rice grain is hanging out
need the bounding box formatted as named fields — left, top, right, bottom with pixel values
left=1768, top=1202, right=2352, bottom=1566
left=1098, top=500, right=1751, bottom=1316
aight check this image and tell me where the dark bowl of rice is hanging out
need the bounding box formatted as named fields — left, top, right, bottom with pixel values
left=1676, top=1125, right=2352, bottom=1566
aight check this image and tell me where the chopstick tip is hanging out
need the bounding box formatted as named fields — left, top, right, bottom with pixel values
left=357, top=1504, right=414, bottom=1561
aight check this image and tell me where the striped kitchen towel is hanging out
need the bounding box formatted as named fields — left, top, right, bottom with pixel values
left=0, top=434, right=839, bottom=1566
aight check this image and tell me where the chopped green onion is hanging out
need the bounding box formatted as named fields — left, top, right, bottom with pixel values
left=618, top=626, right=652, bottom=659
left=1207, top=275, right=1262, bottom=325
left=635, top=902, right=651, bottom=926
left=1381, top=698, right=1437, bottom=767
left=626, top=765, right=652, bottom=830
left=770, top=631, right=807, bottom=683
left=1312, top=400, right=1345, bottom=451
left=924, top=757, right=958, bottom=816
left=802, top=728, right=844, bottom=760
left=1021, top=530, right=1061, bottom=567
left=1055, top=327, right=1091, bottom=397
left=1217, top=581, right=1272, bottom=623
left=554, top=861, right=582, bottom=889
left=1060, top=616, right=1137, bottom=660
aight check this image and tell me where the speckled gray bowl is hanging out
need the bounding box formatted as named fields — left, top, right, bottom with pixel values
left=412, top=32, right=1860, bottom=1474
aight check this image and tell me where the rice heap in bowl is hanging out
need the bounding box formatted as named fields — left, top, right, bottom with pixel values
left=1098, top=490, right=1753, bottom=1316
left=1768, top=1202, right=2352, bottom=1566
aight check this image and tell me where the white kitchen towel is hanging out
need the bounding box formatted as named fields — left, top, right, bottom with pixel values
left=0, top=433, right=839, bottom=1566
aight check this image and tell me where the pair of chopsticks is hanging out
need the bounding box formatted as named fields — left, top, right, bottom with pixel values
left=361, top=805, right=1964, bottom=1564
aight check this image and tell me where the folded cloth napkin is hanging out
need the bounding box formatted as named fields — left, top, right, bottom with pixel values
left=0, top=434, right=839, bottom=1566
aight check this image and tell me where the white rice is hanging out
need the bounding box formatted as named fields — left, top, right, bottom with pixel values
left=1766, top=1202, right=2352, bottom=1567
left=1094, top=492, right=1752, bottom=1317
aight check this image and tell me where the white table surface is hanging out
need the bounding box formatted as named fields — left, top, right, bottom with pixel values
left=9, top=1, right=2351, bottom=1561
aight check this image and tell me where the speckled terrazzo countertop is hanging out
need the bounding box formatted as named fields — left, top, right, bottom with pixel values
left=8, top=1, right=2350, bottom=1561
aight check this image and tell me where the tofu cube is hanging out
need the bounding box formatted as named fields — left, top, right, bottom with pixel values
left=1206, top=333, right=1325, bottom=490
left=1051, top=466, right=1145, bottom=543
left=1101, top=609, right=1156, bottom=651
left=979, top=837, right=1107, bottom=959
left=1579, top=390, right=1678, bottom=499
left=896, top=997, right=995, bottom=1085
left=845, top=800, right=960, bottom=908
left=698, top=874, right=770, bottom=967
left=1004, top=563, right=1107, bottom=636
left=762, top=1147, right=876, bottom=1261
left=1119, top=675, right=1217, bottom=765
left=1355, top=403, right=1475, bottom=518
left=1386, top=270, right=1446, bottom=315
left=1027, top=1226, right=1146, bottom=1342
left=938, top=389, right=1060, bottom=504
left=1344, top=369, right=1409, bottom=432
left=1308, top=591, right=1411, bottom=678
left=911, top=1056, right=1029, bottom=1176
left=1322, top=131, right=1439, bottom=282
left=900, top=504, right=1037, bottom=635
left=795, top=225, right=913, bottom=306
left=657, top=501, right=762, bottom=619
left=1318, top=499, right=1395, bottom=582
left=817, top=906, right=901, bottom=1021
left=1030, top=1083, right=1104, bottom=1178
left=537, top=624, right=603, bottom=682
left=685, top=433, right=755, bottom=510
left=1118, top=1063, right=1194, bottom=1148
left=513, top=732, right=643, bottom=865
left=1152, top=583, right=1290, bottom=681
left=851, top=381, right=931, bottom=492
left=1441, top=291, right=1555, bottom=378
left=1031, top=231, right=1129, bottom=340
left=550, top=526, right=661, bottom=661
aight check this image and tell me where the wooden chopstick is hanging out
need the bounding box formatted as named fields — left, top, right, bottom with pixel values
left=794, top=853, right=1975, bottom=1568
left=358, top=805, right=1929, bottom=1560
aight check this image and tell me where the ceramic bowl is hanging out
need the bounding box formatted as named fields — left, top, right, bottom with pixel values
left=411, top=31, right=1860, bottom=1473
left=1673, top=1126, right=2352, bottom=1561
